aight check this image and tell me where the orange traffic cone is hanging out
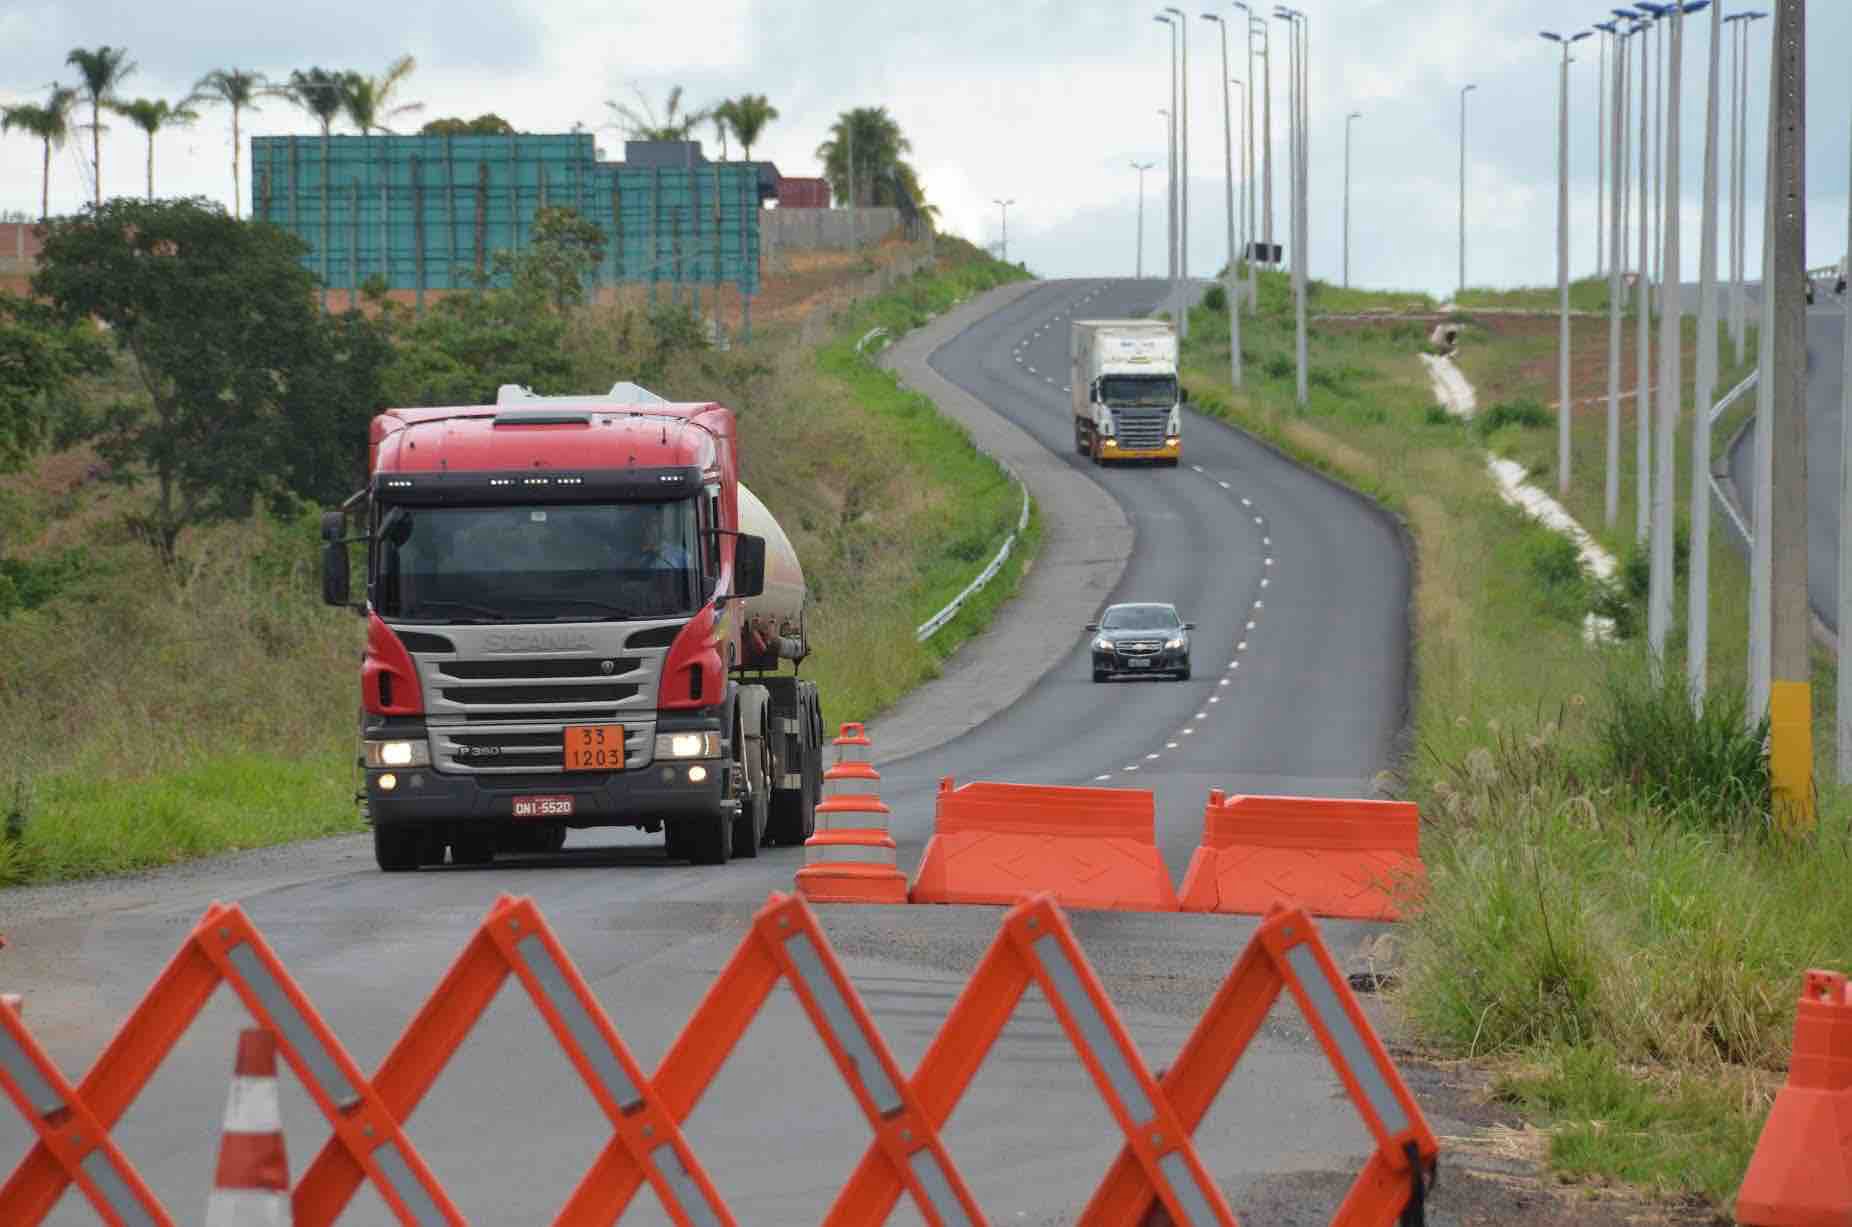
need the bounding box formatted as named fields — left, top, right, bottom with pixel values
left=1735, top=970, right=1852, bottom=1226
left=794, top=723, right=908, bottom=904
left=206, top=1028, right=292, bottom=1227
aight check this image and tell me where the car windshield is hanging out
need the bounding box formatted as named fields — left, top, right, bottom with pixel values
left=1098, top=374, right=1176, bottom=408
left=1101, top=605, right=1180, bottom=630
left=375, top=500, right=699, bottom=622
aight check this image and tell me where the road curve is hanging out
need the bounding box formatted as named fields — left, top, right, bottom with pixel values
left=1, top=279, right=1424, bottom=1224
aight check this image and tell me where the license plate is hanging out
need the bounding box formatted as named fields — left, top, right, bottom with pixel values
left=513, top=795, right=574, bottom=819
left=1127, top=658, right=1152, bottom=669
left=564, top=724, right=626, bottom=771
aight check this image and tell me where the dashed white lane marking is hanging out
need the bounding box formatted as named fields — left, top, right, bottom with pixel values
left=1219, top=678, right=1231, bottom=686
left=1217, top=480, right=1231, bottom=489
left=1095, top=773, right=1112, bottom=781
left=1237, top=642, right=1247, bottom=651
left=1196, top=711, right=1208, bottom=719
left=1261, top=577, right=1270, bottom=588
left=1027, top=366, right=1037, bottom=374
left=1254, top=516, right=1264, bottom=524
left=1209, top=696, right=1221, bottom=704
left=1263, top=536, right=1272, bottom=546
left=1240, top=497, right=1251, bottom=507
left=1182, top=727, right=1195, bottom=735
left=1145, top=752, right=1161, bottom=760
left=1264, top=558, right=1273, bottom=567
left=1191, top=464, right=1206, bottom=473
left=1254, top=600, right=1264, bottom=609
left=1246, top=620, right=1256, bottom=629
left=1123, top=765, right=1140, bottom=772
left=1062, top=386, right=1071, bottom=392
left=1166, top=741, right=1179, bottom=749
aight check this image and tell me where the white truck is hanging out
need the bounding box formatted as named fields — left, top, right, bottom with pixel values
left=1070, top=319, right=1182, bottom=466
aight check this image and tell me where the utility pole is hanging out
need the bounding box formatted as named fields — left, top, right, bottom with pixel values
left=1689, top=0, right=1723, bottom=702
left=1133, top=161, right=1156, bottom=278
left=1165, top=5, right=1191, bottom=338
left=1344, top=111, right=1361, bottom=288
left=1162, top=107, right=1177, bottom=294
left=1158, top=13, right=1180, bottom=316
left=1205, top=13, right=1242, bottom=388
left=1731, top=11, right=1768, bottom=366
left=1648, top=6, right=1685, bottom=666
left=1245, top=13, right=1262, bottom=310
left=1276, top=6, right=1308, bottom=407
left=1261, top=15, right=1273, bottom=274
left=1635, top=17, right=1653, bottom=544
left=993, top=198, right=1014, bottom=264
left=1543, top=29, right=1590, bottom=499
left=1840, top=81, right=1852, bottom=782
left=1597, top=24, right=1608, bottom=279
left=1765, top=0, right=1810, bottom=830
left=1605, top=21, right=1628, bottom=531
left=1459, top=84, right=1475, bottom=298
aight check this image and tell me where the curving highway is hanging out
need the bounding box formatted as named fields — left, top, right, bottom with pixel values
left=1, top=279, right=1425, bottom=1224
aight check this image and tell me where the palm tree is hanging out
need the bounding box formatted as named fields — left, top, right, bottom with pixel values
left=604, top=85, right=710, bottom=142
left=709, top=104, right=734, bottom=160
left=109, top=98, right=199, bottom=199
left=816, top=107, right=910, bottom=208
left=189, top=69, right=269, bottom=219
left=2, top=84, right=77, bottom=220
left=339, top=54, right=423, bottom=134
left=286, top=67, right=356, bottom=308
left=65, top=46, right=138, bottom=207
left=726, top=94, right=779, bottom=162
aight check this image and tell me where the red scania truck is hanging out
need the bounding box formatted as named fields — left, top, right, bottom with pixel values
left=321, top=381, right=824, bottom=871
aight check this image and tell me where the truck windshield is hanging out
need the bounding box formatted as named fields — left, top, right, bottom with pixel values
left=375, top=501, right=699, bottom=622
left=1099, top=375, right=1177, bottom=408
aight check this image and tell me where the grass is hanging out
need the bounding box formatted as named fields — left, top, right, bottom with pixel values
left=1175, top=270, right=1852, bottom=1208
left=0, top=236, right=1033, bottom=886
left=1454, top=276, right=1613, bottom=313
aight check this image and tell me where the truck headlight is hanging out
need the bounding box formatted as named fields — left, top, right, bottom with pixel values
left=655, top=731, right=722, bottom=759
left=364, top=739, right=430, bottom=768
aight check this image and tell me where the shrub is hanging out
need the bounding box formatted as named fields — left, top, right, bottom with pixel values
left=1202, top=284, right=1227, bottom=314
left=1593, top=656, right=1770, bottom=834
left=1477, top=399, right=1552, bottom=435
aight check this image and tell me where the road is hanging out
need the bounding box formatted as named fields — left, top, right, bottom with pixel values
left=1723, top=290, right=1848, bottom=632
left=0, top=279, right=1421, bottom=1225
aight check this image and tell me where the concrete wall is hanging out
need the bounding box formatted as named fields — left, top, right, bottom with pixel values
left=761, top=207, right=899, bottom=254
left=0, top=223, right=42, bottom=282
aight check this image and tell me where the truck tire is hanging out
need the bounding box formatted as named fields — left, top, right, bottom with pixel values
left=450, top=827, right=495, bottom=866
left=767, top=687, right=821, bottom=846
left=686, top=808, right=733, bottom=865
left=731, top=690, right=771, bottom=858
left=374, top=824, right=424, bottom=872
left=1075, top=423, right=1090, bottom=456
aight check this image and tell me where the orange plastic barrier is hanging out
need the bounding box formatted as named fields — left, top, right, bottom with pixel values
left=0, top=892, right=1439, bottom=1225
left=1735, top=969, right=1852, bottom=1226
left=1176, top=791, right=1425, bottom=921
left=909, top=778, right=1179, bottom=912
left=796, top=722, right=908, bottom=904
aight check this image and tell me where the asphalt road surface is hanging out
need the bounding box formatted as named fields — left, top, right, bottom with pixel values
left=0, top=280, right=1421, bottom=1225
left=1724, top=290, right=1848, bottom=632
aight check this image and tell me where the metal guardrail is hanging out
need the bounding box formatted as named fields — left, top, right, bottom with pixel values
left=915, top=467, right=1031, bottom=642
left=1708, top=368, right=1760, bottom=427
left=1708, top=369, right=1762, bottom=548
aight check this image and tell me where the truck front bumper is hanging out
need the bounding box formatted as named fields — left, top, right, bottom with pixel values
left=1099, top=438, right=1181, bottom=461
left=366, top=759, right=726, bottom=829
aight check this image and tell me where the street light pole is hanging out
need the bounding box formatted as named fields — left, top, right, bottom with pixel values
left=1204, top=13, right=1242, bottom=388
left=1542, top=29, right=1592, bottom=498
left=1597, top=24, right=1608, bottom=279
left=1344, top=111, right=1361, bottom=288
left=1275, top=6, right=1308, bottom=406
left=1165, top=5, right=1191, bottom=337
left=1133, top=161, right=1156, bottom=278
left=1648, top=2, right=1695, bottom=667
left=1689, top=0, right=1724, bottom=701
left=1161, top=107, right=1176, bottom=297
left=993, top=198, right=1015, bottom=265
left=1243, top=11, right=1263, bottom=310
left=1158, top=14, right=1180, bottom=317
left=1459, top=84, right=1475, bottom=298
left=1635, top=14, right=1653, bottom=543
left=1603, top=19, right=1627, bottom=531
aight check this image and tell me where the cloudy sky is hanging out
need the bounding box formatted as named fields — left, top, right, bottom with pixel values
left=2, top=1, right=1848, bottom=298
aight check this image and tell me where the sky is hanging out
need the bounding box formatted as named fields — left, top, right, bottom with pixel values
left=2, top=0, right=1849, bottom=299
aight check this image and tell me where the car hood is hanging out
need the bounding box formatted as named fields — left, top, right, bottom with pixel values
left=1096, top=627, right=1184, bottom=642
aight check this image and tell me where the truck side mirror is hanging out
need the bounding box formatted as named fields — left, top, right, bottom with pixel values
left=320, top=511, right=350, bottom=608
left=733, top=533, right=767, bottom=599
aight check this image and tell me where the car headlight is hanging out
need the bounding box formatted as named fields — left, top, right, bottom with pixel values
left=1094, top=637, right=1113, bottom=652
left=655, top=731, right=722, bottom=759
left=1165, top=637, right=1185, bottom=650
left=364, top=739, right=430, bottom=768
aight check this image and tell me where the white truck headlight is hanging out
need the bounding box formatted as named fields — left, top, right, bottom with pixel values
left=655, top=731, right=722, bottom=759
left=364, top=739, right=430, bottom=768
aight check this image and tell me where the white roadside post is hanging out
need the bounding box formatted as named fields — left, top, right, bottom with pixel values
left=1689, top=0, right=1723, bottom=702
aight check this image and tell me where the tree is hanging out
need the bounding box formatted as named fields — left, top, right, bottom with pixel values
left=1, top=85, right=77, bottom=221
left=726, top=94, right=779, bottom=162
left=816, top=107, right=908, bottom=208
left=494, top=206, right=607, bottom=312
left=340, top=55, right=423, bottom=135
left=284, top=68, right=356, bottom=307
left=709, top=104, right=734, bottom=160
left=604, top=85, right=709, bottom=142
left=0, top=293, right=109, bottom=477
left=420, top=114, right=515, bottom=135
left=188, top=70, right=270, bottom=219
left=108, top=98, right=199, bottom=200
left=65, top=46, right=138, bottom=207
left=31, top=198, right=367, bottom=560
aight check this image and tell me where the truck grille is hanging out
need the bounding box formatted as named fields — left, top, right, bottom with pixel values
left=391, top=618, right=681, bottom=775
left=1111, top=408, right=1169, bottom=450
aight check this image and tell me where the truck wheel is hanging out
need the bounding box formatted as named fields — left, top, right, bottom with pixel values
left=1074, top=424, right=1090, bottom=456
left=374, top=824, right=424, bottom=872
left=686, top=809, right=733, bottom=866
left=664, top=821, right=690, bottom=861
left=768, top=758, right=818, bottom=845
left=418, top=826, right=446, bottom=866
left=451, top=827, right=495, bottom=866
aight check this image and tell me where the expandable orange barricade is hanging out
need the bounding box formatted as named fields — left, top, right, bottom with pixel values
left=1735, top=969, right=1852, bottom=1226
left=0, top=891, right=1437, bottom=1226
left=1176, top=791, right=1425, bottom=921
left=909, top=778, right=1179, bottom=912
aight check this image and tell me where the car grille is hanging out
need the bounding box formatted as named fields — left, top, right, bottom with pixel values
left=1110, top=408, right=1169, bottom=449
left=1115, top=639, right=1164, bottom=656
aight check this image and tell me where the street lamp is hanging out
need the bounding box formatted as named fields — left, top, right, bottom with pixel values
left=1233, top=1, right=1258, bottom=311
left=1274, top=5, right=1308, bottom=407
left=1689, top=0, right=1726, bottom=700
left=993, top=198, right=1015, bottom=264
left=1344, top=111, right=1361, bottom=288
left=1541, top=29, right=1592, bottom=497
left=1161, top=106, right=1176, bottom=300
left=1164, top=6, right=1191, bottom=337
left=1157, top=14, right=1180, bottom=317
left=1204, top=12, right=1243, bottom=387
left=1724, top=11, right=1768, bottom=362
left=1458, top=84, right=1475, bottom=298
left=1595, top=22, right=1614, bottom=279
left=1132, top=161, right=1156, bottom=278
left=1603, top=17, right=1634, bottom=532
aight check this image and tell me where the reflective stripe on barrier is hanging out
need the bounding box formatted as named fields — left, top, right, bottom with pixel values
left=798, top=725, right=909, bottom=905
left=2, top=892, right=1439, bottom=1225
left=909, top=778, right=1179, bottom=912
left=1177, top=791, right=1425, bottom=921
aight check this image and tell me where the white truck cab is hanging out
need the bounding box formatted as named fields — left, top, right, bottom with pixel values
left=1069, top=320, right=1182, bottom=466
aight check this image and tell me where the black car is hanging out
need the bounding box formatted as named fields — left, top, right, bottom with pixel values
left=1088, top=602, right=1193, bottom=681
